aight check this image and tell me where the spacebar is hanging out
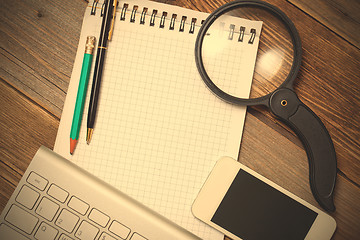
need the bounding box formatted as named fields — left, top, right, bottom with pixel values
left=0, top=223, right=30, bottom=239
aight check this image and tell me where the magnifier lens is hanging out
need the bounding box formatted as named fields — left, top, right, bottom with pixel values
left=201, top=6, right=294, bottom=99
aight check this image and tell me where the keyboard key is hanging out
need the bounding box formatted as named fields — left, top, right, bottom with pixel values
left=68, top=196, right=89, bottom=215
left=26, top=172, right=48, bottom=191
left=0, top=223, right=30, bottom=240
left=5, top=205, right=38, bottom=234
left=36, top=197, right=59, bottom=221
left=88, top=208, right=109, bottom=227
left=131, top=233, right=148, bottom=240
left=99, top=232, right=117, bottom=240
left=109, top=220, right=130, bottom=239
left=59, top=233, right=74, bottom=240
left=34, top=221, right=58, bottom=240
left=15, top=185, right=39, bottom=209
left=47, top=184, right=68, bottom=203
left=55, top=209, right=79, bottom=233
left=75, top=220, right=99, bottom=240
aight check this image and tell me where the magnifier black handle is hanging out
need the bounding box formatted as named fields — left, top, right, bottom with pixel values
left=269, top=88, right=337, bottom=212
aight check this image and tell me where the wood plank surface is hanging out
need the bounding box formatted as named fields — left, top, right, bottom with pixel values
left=0, top=0, right=359, bottom=239
left=0, top=0, right=86, bottom=117
left=288, top=0, right=360, bottom=49
left=0, top=79, right=59, bottom=210
left=266, top=0, right=360, bottom=187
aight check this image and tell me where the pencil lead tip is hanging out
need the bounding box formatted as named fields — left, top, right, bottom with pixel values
left=70, top=138, right=78, bottom=155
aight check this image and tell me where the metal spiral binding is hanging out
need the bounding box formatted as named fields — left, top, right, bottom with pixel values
left=159, top=12, right=167, bottom=28
left=228, top=24, right=235, bottom=40
left=90, top=1, right=257, bottom=41
left=116, top=3, right=196, bottom=34
left=150, top=9, right=157, bottom=26
left=236, top=26, right=256, bottom=44
left=169, top=14, right=177, bottom=30
left=100, top=1, right=106, bottom=17
left=189, top=18, right=197, bottom=34
left=140, top=7, right=148, bottom=24
left=90, top=0, right=98, bottom=15
left=238, top=26, right=245, bottom=42
left=130, top=5, right=138, bottom=22
left=179, top=16, right=187, bottom=32
left=120, top=3, right=128, bottom=20
left=248, top=28, right=256, bottom=44
left=90, top=0, right=105, bottom=16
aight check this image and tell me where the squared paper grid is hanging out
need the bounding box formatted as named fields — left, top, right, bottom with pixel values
left=75, top=21, right=233, bottom=239
left=55, top=1, right=262, bottom=239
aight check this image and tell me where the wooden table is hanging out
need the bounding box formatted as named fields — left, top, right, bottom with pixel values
left=1, top=0, right=359, bottom=239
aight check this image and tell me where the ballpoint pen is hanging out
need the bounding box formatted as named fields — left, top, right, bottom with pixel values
left=70, top=36, right=96, bottom=154
left=86, top=0, right=118, bottom=144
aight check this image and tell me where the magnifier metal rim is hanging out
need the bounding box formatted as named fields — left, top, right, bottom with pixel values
left=195, top=0, right=302, bottom=106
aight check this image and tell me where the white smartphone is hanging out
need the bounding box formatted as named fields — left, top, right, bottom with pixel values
left=192, top=157, right=336, bottom=240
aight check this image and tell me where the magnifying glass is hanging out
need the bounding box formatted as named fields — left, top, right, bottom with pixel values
left=195, top=0, right=337, bottom=212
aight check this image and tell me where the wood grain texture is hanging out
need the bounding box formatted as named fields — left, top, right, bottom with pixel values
left=288, top=0, right=360, bottom=49
left=0, top=0, right=359, bottom=239
left=0, top=79, right=59, bottom=210
left=0, top=0, right=86, bottom=117
left=268, top=0, right=360, bottom=186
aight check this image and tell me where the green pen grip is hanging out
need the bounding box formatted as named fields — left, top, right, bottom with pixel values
left=70, top=53, right=93, bottom=140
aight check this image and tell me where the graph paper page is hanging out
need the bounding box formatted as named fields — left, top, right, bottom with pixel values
left=55, top=1, right=262, bottom=239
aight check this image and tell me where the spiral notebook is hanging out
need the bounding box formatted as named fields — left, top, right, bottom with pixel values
left=54, top=0, right=262, bottom=239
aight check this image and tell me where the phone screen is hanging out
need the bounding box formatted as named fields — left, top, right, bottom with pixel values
left=211, top=169, right=318, bottom=240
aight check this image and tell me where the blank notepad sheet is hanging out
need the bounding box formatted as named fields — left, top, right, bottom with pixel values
left=54, top=1, right=262, bottom=239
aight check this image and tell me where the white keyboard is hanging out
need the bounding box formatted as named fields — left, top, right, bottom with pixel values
left=0, top=146, right=201, bottom=240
